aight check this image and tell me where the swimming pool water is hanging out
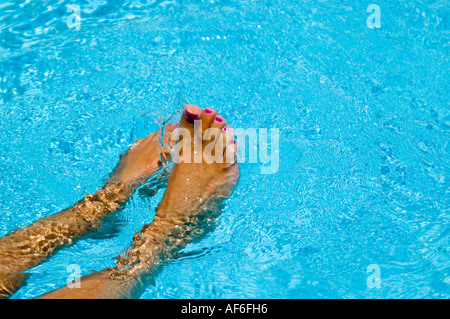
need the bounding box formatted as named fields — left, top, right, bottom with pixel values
left=0, top=0, right=448, bottom=298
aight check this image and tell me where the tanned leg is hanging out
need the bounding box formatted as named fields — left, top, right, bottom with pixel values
left=39, top=105, right=239, bottom=299
left=0, top=123, right=176, bottom=298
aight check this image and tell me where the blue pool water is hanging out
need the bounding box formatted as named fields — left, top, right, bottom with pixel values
left=0, top=0, right=448, bottom=298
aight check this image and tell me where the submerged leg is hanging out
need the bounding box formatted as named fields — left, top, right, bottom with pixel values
left=0, top=124, right=176, bottom=298
left=39, top=105, right=240, bottom=299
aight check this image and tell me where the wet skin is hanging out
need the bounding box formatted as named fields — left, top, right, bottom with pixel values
left=39, top=105, right=240, bottom=299
left=0, top=124, right=176, bottom=298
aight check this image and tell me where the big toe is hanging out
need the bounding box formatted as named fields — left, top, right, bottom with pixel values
left=179, top=104, right=203, bottom=128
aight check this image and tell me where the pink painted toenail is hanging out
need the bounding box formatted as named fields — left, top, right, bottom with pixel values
left=233, top=140, right=236, bottom=144
left=215, top=116, right=223, bottom=122
left=205, top=108, right=212, bottom=114
left=222, top=126, right=228, bottom=131
left=185, top=110, right=200, bottom=121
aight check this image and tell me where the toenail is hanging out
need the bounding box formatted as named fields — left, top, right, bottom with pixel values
left=215, top=116, right=223, bottom=122
left=222, top=126, right=228, bottom=131
left=205, top=108, right=212, bottom=114
left=233, top=140, right=236, bottom=144
left=185, top=110, right=200, bottom=121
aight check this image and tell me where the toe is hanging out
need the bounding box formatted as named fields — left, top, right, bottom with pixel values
left=214, top=126, right=234, bottom=160
left=179, top=104, right=203, bottom=128
left=162, top=123, right=177, bottom=146
left=159, top=123, right=177, bottom=162
left=223, top=140, right=238, bottom=166
left=142, top=122, right=176, bottom=148
left=210, top=114, right=226, bottom=130
left=220, top=126, right=235, bottom=148
left=204, top=114, right=227, bottom=141
left=201, top=107, right=217, bottom=132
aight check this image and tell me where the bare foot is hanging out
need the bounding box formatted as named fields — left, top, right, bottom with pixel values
left=37, top=106, right=239, bottom=299
left=156, top=104, right=240, bottom=222
left=110, top=123, right=177, bottom=186
left=113, top=104, right=240, bottom=277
